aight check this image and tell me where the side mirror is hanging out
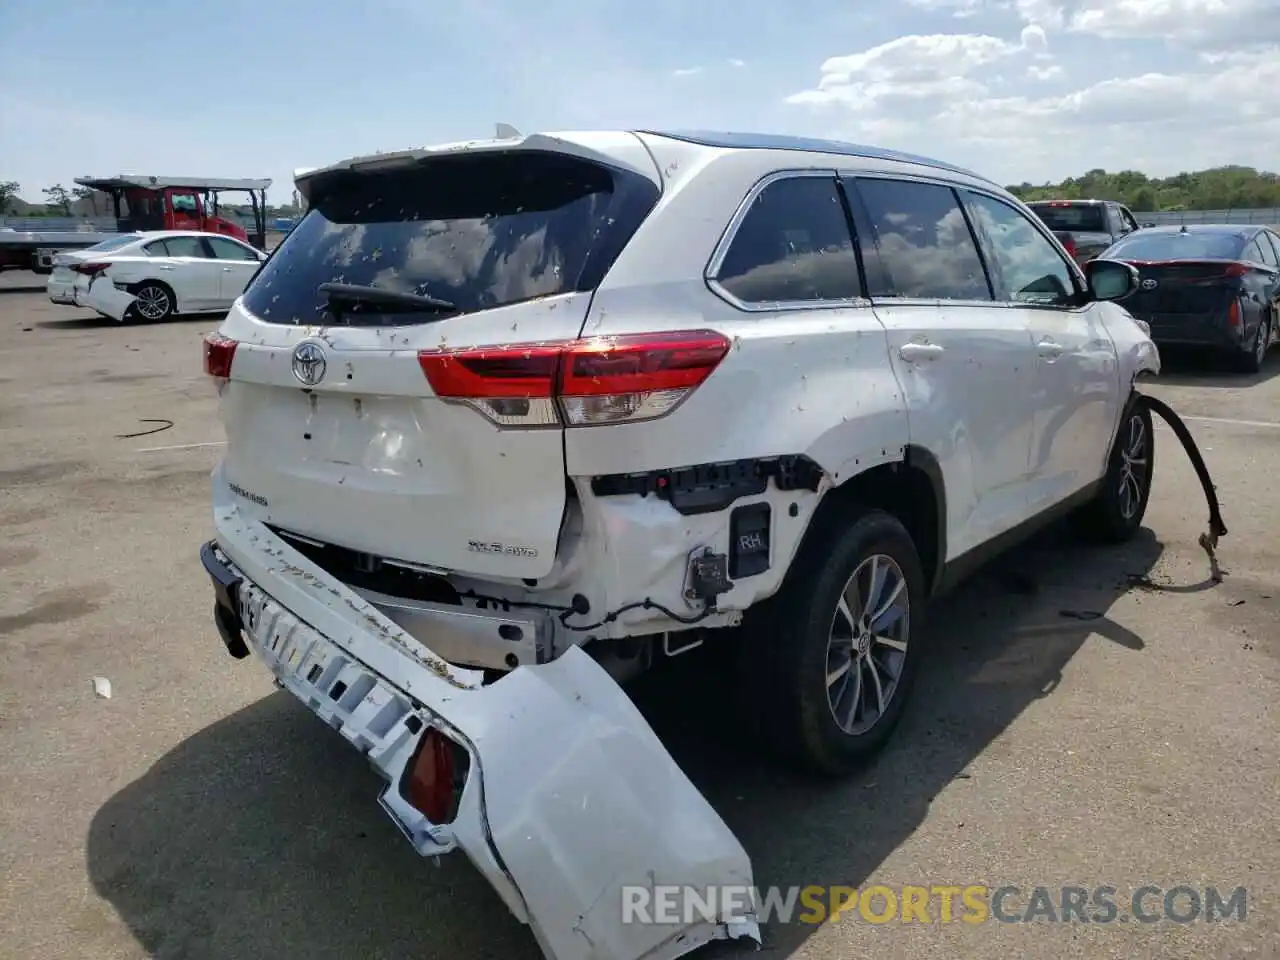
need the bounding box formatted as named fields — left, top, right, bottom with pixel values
left=1085, top=258, right=1138, bottom=302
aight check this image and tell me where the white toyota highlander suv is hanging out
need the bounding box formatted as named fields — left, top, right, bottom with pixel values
left=200, top=130, right=1159, bottom=960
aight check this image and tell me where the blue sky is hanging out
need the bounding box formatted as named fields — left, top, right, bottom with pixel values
left=2, top=0, right=1276, bottom=206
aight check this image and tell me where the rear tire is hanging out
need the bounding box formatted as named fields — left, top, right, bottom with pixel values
left=739, top=507, right=926, bottom=776
left=128, top=281, right=175, bottom=322
left=1077, top=395, right=1154, bottom=543
left=1235, top=313, right=1270, bottom=374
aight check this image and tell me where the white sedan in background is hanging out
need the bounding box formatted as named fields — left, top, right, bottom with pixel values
left=47, top=230, right=267, bottom=322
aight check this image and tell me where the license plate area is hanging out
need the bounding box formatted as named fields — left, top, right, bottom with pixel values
left=237, top=581, right=423, bottom=750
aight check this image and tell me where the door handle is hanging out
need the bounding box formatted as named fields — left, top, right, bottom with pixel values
left=222, top=267, right=232, bottom=272
left=898, top=342, right=945, bottom=363
left=159, top=265, right=174, bottom=271
left=1037, top=337, right=1064, bottom=359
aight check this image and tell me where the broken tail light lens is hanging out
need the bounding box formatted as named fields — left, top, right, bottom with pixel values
left=417, top=329, right=731, bottom=428
left=400, top=726, right=470, bottom=824
left=203, top=332, right=239, bottom=380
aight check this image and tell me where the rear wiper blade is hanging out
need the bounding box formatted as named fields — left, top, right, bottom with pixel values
left=317, top=282, right=456, bottom=311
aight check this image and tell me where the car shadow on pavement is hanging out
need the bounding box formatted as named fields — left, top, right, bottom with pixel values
left=36, top=312, right=228, bottom=331
left=1153, top=345, right=1279, bottom=388
left=35, top=315, right=124, bottom=330
left=87, top=522, right=1163, bottom=960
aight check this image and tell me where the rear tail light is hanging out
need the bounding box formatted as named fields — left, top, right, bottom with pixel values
left=203, top=332, right=239, bottom=380
left=400, top=727, right=469, bottom=824
left=1126, top=259, right=1250, bottom=278
left=1061, top=236, right=1077, bottom=257
left=417, top=330, right=731, bottom=428
left=1228, top=300, right=1241, bottom=329
left=73, top=262, right=110, bottom=277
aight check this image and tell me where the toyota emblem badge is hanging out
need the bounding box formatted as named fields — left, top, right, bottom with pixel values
left=292, top=341, right=327, bottom=386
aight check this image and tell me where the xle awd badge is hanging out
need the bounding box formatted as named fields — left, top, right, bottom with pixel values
left=292, top=341, right=327, bottom=385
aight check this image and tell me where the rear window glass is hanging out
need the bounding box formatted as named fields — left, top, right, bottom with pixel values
left=83, top=235, right=139, bottom=253
left=1027, top=204, right=1107, bottom=232
left=243, top=151, right=655, bottom=325
left=1106, top=232, right=1246, bottom=261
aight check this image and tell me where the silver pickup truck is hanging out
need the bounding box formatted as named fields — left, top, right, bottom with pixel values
left=1025, top=199, right=1151, bottom=267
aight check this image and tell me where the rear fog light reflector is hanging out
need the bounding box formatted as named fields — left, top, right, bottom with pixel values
left=400, top=726, right=469, bottom=824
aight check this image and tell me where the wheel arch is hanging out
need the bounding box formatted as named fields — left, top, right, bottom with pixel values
left=793, top=445, right=947, bottom=597
left=127, top=277, right=179, bottom=314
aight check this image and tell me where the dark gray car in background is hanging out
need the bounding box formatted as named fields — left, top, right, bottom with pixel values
left=1101, top=224, right=1280, bottom=373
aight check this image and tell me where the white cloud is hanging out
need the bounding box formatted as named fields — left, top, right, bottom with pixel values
left=902, top=0, right=986, bottom=16
left=728, top=58, right=746, bottom=68
left=1028, top=63, right=1064, bottom=79
left=1013, top=0, right=1067, bottom=28
left=671, top=66, right=704, bottom=77
left=1019, top=23, right=1048, bottom=50
left=1066, top=0, right=1278, bottom=47
left=788, top=22, right=1280, bottom=184
left=785, top=33, right=1038, bottom=110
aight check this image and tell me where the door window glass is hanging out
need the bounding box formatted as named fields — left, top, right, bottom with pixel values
left=206, top=236, right=259, bottom=261
left=964, top=191, right=1078, bottom=306
left=854, top=178, right=991, bottom=300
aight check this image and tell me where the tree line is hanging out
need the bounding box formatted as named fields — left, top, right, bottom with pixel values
left=1006, top=165, right=1280, bottom=212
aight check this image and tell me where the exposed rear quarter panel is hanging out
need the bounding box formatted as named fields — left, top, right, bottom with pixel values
left=565, top=296, right=907, bottom=481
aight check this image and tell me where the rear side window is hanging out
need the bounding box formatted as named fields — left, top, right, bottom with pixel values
left=854, top=178, right=991, bottom=301
left=1106, top=232, right=1246, bottom=261
left=1259, top=233, right=1280, bottom=267
left=712, top=176, right=862, bottom=304
left=1245, top=236, right=1274, bottom=267
left=243, top=151, right=658, bottom=326
left=84, top=235, right=140, bottom=254
left=1027, top=203, right=1107, bottom=232
left=206, top=236, right=258, bottom=261
left=155, top=236, right=209, bottom=258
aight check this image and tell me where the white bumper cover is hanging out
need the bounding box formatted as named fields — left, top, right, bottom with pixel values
left=207, top=467, right=760, bottom=960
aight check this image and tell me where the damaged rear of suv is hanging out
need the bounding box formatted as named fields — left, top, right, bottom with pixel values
left=202, top=129, right=1160, bottom=959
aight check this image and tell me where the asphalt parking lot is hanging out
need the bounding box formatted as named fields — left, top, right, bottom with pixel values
left=1, top=271, right=1277, bottom=960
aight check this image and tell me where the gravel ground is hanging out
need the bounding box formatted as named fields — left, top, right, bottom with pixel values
left=0, top=278, right=1276, bottom=960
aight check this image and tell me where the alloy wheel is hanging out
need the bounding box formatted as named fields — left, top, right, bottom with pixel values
left=135, top=286, right=170, bottom=321
left=825, top=554, right=911, bottom=736
left=1117, top=412, right=1149, bottom=520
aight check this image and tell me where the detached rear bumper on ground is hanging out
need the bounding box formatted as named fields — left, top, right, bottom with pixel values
left=201, top=466, right=760, bottom=960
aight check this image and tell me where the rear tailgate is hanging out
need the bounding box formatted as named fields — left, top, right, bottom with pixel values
left=1121, top=260, right=1240, bottom=341
left=214, top=137, right=661, bottom=580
